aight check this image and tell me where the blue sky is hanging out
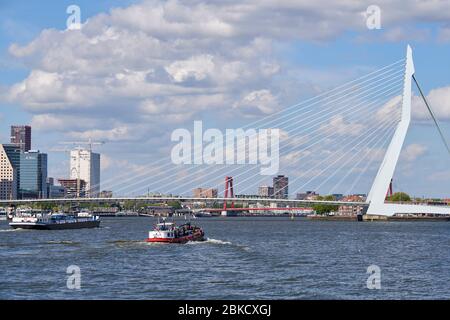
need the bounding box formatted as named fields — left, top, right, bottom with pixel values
left=1, top=0, right=450, bottom=198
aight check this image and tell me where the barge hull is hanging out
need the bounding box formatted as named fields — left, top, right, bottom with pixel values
left=10, top=220, right=100, bottom=230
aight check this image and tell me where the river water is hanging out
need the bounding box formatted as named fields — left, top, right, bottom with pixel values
left=1, top=216, right=449, bottom=299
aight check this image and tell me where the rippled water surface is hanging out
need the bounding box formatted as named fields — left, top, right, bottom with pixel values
left=1, top=216, right=450, bottom=299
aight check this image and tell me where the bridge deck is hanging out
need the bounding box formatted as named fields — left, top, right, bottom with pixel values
left=0, top=196, right=367, bottom=206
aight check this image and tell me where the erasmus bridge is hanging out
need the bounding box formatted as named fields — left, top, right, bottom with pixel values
left=2, top=46, right=450, bottom=218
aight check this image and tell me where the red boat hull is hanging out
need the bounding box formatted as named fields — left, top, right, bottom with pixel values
left=146, top=231, right=205, bottom=244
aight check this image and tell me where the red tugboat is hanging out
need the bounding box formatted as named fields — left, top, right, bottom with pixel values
left=146, top=219, right=205, bottom=243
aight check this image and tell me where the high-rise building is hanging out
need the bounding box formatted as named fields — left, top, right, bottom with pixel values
left=10, top=125, right=31, bottom=152
left=58, top=178, right=87, bottom=198
left=47, top=177, right=54, bottom=186
left=296, top=191, right=318, bottom=200
left=0, top=144, right=18, bottom=200
left=69, top=149, right=100, bottom=197
left=258, top=185, right=274, bottom=198
left=99, top=190, right=113, bottom=198
left=48, top=185, right=66, bottom=198
left=193, top=188, right=218, bottom=198
left=0, top=144, right=21, bottom=200
left=19, top=150, right=48, bottom=199
left=273, top=175, right=288, bottom=199
left=332, top=193, right=344, bottom=201
left=47, top=177, right=65, bottom=199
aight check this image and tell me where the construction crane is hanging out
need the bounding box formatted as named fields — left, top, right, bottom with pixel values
left=59, top=138, right=105, bottom=152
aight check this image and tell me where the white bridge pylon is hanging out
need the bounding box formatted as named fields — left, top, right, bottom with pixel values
left=366, top=45, right=450, bottom=216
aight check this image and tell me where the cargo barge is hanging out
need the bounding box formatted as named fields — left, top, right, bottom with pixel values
left=9, top=213, right=100, bottom=230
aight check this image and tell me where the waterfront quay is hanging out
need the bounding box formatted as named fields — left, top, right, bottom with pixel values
left=2, top=195, right=450, bottom=222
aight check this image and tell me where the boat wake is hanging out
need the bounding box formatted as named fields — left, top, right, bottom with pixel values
left=0, top=228, right=26, bottom=232
left=110, top=240, right=147, bottom=248
left=205, top=238, right=233, bottom=245
left=186, top=238, right=232, bottom=245
left=186, top=238, right=251, bottom=251
left=45, top=240, right=80, bottom=245
left=110, top=238, right=234, bottom=247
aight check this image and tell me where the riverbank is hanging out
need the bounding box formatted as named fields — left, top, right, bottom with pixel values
left=364, top=214, right=450, bottom=221
left=306, top=214, right=450, bottom=222
left=306, top=215, right=359, bottom=221
left=98, top=213, right=450, bottom=222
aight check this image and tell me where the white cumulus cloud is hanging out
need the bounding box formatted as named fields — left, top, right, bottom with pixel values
left=401, top=143, right=427, bottom=162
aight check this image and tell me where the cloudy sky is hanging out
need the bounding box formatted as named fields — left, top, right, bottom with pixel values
left=1, top=0, right=450, bottom=198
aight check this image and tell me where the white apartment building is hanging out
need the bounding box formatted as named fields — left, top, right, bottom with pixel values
left=70, top=149, right=100, bottom=197
left=0, top=144, right=17, bottom=200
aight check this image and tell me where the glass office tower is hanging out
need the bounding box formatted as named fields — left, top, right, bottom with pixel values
left=19, top=151, right=48, bottom=199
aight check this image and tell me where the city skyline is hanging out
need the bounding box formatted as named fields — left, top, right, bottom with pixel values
left=0, top=121, right=449, bottom=200
left=1, top=1, right=450, bottom=197
left=0, top=123, right=106, bottom=200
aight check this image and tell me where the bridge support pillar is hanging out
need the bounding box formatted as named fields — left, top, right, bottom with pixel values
left=222, top=176, right=235, bottom=216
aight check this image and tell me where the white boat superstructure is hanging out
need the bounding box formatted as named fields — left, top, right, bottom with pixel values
left=147, top=222, right=177, bottom=240
left=77, top=209, right=92, bottom=217
left=15, top=207, right=45, bottom=217
left=11, top=215, right=38, bottom=224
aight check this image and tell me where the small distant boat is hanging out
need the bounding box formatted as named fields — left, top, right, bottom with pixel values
left=139, top=213, right=155, bottom=217
left=115, top=211, right=127, bottom=217
left=0, top=207, right=6, bottom=221
left=146, top=219, right=205, bottom=243
left=115, top=210, right=138, bottom=217
left=9, top=212, right=100, bottom=230
left=194, top=211, right=212, bottom=218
